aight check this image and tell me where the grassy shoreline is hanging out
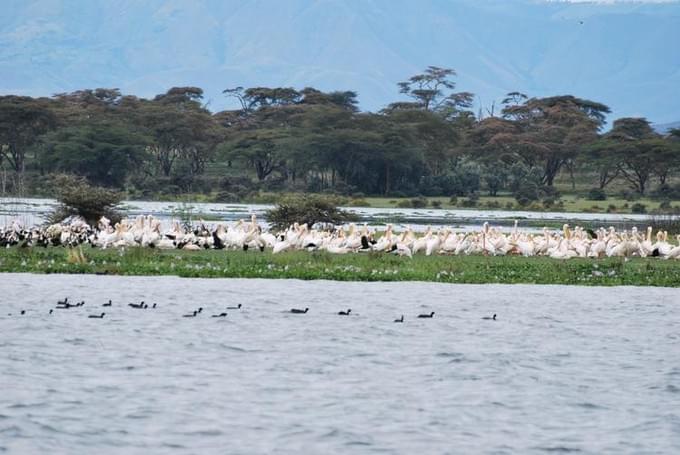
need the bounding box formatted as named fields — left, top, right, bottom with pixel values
left=4, top=192, right=679, bottom=215
left=1, top=247, right=679, bottom=287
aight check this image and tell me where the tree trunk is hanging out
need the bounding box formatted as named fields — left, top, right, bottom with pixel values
left=543, top=157, right=561, bottom=187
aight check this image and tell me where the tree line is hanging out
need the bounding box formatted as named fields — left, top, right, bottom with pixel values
left=1, top=66, right=679, bottom=205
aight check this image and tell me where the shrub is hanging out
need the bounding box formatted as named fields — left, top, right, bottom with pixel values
left=651, top=184, right=680, bottom=200
left=513, top=182, right=541, bottom=206
left=265, top=195, right=358, bottom=231
left=622, top=191, right=640, bottom=202
left=48, top=174, right=123, bottom=225
left=513, top=180, right=561, bottom=208
left=449, top=196, right=458, bottom=205
left=213, top=191, right=240, bottom=203
left=631, top=203, right=647, bottom=214
left=659, top=200, right=672, bottom=211
left=332, top=181, right=356, bottom=196
left=347, top=198, right=370, bottom=207
left=431, top=200, right=442, bottom=209
left=259, top=176, right=287, bottom=192
left=396, top=200, right=412, bottom=208
left=410, top=197, right=428, bottom=209
left=508, top=162, right=542, bottom=193
left=248, top=192, right=282, bottom=204
left=482, top=165, right=508, bottom=197
left=220, top=175, right=253, bottom=190
left=420, top=159, right=482, bottom=197
left=587, top=188, right=607, bottom=201
left=461, top=196, right=478, bottom=208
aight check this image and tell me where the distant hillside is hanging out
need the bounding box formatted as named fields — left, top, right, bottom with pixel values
left=1, top=0, right=679, bottom=123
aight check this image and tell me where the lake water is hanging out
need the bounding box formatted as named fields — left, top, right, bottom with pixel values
left=0, top=197, right=654, bottom=233
left=1, top=274, right=679, bottom=454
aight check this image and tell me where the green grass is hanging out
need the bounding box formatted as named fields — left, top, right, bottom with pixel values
left=362, top=194, right=677, bottom=213
left=123, top=192, right=677, bottom=215
left=15, top=185, right=674, bottom=215
left=1, top=247, right=679, bottom=287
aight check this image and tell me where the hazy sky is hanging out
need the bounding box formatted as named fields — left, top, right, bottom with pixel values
left=1, top=0, right=679, bottom=123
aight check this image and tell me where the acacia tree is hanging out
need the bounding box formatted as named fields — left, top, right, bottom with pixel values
left=583, top=139, right=621, bottom=189
left=0, top=96, right=56, bottom=178
left=499, top=95, right=610, bottom=186
left=222, top=128, right=291, bottom=181
left=265, top=194, right=357, bottom=231
left=390, top=66, right=474, bottom=116
left=222, top=86, right=301, bottom=126
left=382, top=67, right=473, bottom=178
left=219, top=87, right=362, bottom=184
left=143, top=87, right=221, bottom=176
left=382, top=109, right=459, bottom=176
left=601, top=117, right=671, bottom=194
left=39, top=122, right=149, bottom=188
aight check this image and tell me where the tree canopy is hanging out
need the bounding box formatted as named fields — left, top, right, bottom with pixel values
left=1, top=66, right=678, bottom=204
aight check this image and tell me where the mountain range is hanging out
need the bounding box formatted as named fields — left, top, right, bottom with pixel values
left=1, top=0, right=679, bottom=124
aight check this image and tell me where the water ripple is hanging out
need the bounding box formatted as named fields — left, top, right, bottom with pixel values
left=1, top=274, right=679, bottom=454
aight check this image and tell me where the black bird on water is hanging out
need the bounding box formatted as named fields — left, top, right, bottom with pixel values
left=394, top=315, right=404, bottom=323
left=482, top=314, right=497, bottom=321
left=49, top=309, right=53, bottom=314
left=128, top=301, right=145, bottom=309
left=57, top=298, right=78, bottom=309
left=227, top=304, right=242, bottom=310
left=152, top=303, right=157, bottom=309
left=418, top=312, right=435, bottom=318
left=338, top=309, right=351, bottom=316
left=183, top=307, right=203, bottom=317
left=103, top=300, right=112, bottom=307
left=88, top=313, right=105, bottom=319
left=212, top=312, right=227, bottom=318
left=290, top=307, right=309, bottom=314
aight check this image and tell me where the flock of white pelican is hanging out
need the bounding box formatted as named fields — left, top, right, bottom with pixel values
left=2, top=214, right=680, bottom=260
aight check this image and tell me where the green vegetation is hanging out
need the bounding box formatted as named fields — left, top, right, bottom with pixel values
left=1, top=247, right=679, bottom=287
left=1, top=66, right=679, bottom=211
left=48, top=174, right=123, bottom=225
left=361, top=193, right=679, bottom=214
left=265, top=195, right=357, bottom=231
